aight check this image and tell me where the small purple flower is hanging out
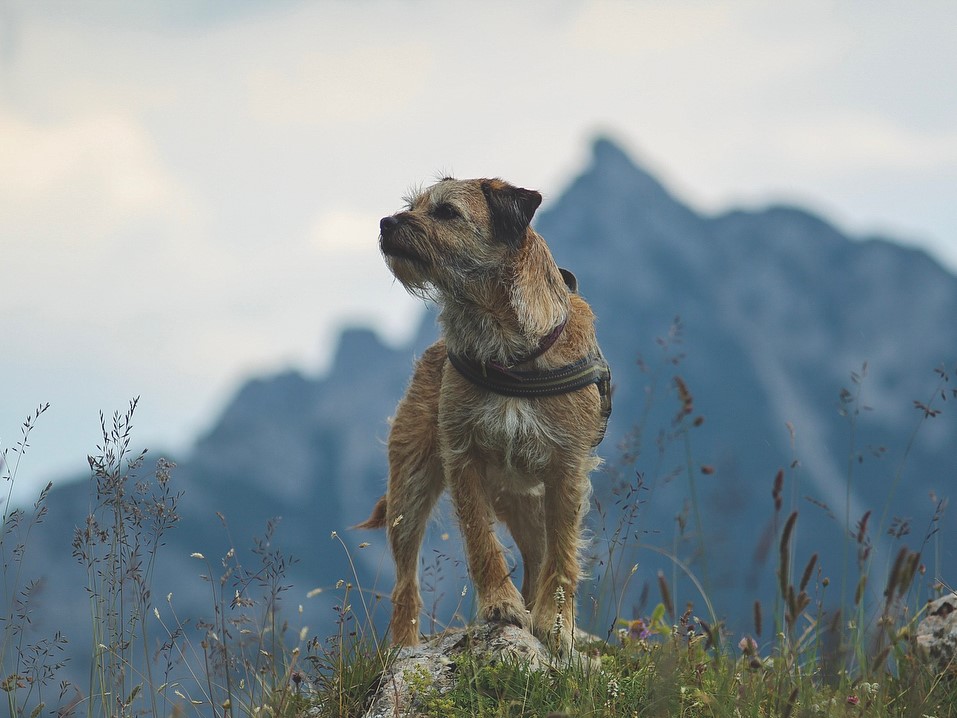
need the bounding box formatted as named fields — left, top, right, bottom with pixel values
left=626, top=618, right=652, bottom=641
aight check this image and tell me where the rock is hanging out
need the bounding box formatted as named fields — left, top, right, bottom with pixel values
left=915, top=592, right=957, bottom=675
left=362, top=624, right=597, bottom=718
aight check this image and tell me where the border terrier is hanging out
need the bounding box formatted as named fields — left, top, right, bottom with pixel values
left=356, top=177, right=610, bottom=655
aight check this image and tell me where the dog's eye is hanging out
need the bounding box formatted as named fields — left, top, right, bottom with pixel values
left=432, top=203, right=459, bottom=221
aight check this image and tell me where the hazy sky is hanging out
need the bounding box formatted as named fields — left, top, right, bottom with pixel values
left=2, top=0, right=956, bottom=502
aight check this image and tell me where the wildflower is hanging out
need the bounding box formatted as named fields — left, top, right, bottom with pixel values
left=738, top=635, right=758, bottom=656
left=605, top=677, right=620, bottom=709
left=554, top=585, right=566, bottom=610
left=847, top=695, right=860, bottom=706
left=553, top=611, right=565, bottom=637
left=551, top=591, right=568, bottom=637
left=621, top=618, right=652, bottom=641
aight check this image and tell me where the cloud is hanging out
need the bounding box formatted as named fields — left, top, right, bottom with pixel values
left=570, top=1, right=735, bottom=55
left=246, top=43, right=432, bottom=127
left=0, top=109, right=199, bottom=245
left=0, top=108, right=209, bottom=371
left=778, top=114, right=957, bottom=173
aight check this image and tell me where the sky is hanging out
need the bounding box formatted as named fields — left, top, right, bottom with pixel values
left=2, top=0, right=956, bottom=504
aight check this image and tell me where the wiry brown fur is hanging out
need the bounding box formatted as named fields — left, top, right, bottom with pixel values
left=356, top=177, right=606, bottom=656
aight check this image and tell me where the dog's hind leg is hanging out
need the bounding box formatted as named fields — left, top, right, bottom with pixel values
left=384, top=345, right=446, bottom=647
left=385, top=460, right=443, bottom=646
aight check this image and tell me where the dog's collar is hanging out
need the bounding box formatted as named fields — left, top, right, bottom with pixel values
left=488, top=316, right=567, bottom=375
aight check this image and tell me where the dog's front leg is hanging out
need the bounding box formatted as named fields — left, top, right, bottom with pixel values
left=531, top=467, right=590, bottom=654
left=449, top=459, right=529, bottom=631
left=494, top=491, right=546, bottom=611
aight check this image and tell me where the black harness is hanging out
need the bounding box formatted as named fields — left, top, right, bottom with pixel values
left=446, top=269, right=612, bottom=446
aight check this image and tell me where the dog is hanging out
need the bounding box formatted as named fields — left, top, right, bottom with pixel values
left=356, top=177, right=610, bottom=655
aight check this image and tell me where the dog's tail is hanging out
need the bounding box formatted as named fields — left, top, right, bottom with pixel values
left=352, top=494, right=388, bottom=530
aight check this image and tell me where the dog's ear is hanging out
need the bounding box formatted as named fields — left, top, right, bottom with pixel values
left=481, top=179, right=542, bottom=249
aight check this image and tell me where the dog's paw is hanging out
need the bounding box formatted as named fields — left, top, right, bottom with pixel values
left=482, top=599, right=530, bottom=631
left=391, top=620, right=422, bottom=648
left=530, top=603, right=581, bottom=657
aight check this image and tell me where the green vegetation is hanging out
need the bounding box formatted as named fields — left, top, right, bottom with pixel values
left=384, top=611, right=954, bottom=718
left=1, top=340, right=955, bottom=716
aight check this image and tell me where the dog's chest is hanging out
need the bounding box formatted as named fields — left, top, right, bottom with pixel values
left=476, top=395, right=549, bottom=437
left=464, top=396, right=556, bottom=487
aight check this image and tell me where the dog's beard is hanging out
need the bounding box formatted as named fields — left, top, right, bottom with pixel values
left=385, top=247, right=500, bottom=307
left=398, top=278, right=439, bottom=303
left=384, top=256, right=439, bottom=302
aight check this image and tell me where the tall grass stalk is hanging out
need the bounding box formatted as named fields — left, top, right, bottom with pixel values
left=838, top=363, right=868, bottom=619
left=1, top=403, right=69, bottom=718
left=71, top=398, right=181, bottom=718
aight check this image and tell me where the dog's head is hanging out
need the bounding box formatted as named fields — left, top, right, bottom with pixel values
left=378, top=177, right=542, bottom=296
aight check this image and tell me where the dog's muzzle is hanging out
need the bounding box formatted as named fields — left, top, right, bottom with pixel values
left=379, top=214, right=423, bottom=264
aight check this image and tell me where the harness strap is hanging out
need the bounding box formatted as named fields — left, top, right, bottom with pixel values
left=446, top=350, right=612, bottom=446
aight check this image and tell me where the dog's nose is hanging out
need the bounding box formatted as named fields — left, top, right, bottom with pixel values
left=380, top=215, right=398, bottom=234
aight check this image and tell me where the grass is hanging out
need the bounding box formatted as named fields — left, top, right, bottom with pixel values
left=1, top=326, right=955, bottom=717
left=0, top=403, right=68, bottom=715
left=396, top=617, right=955, bottom=718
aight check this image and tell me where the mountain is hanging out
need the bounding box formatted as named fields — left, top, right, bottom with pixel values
left=537, top=138, right=955, bottom=618
left=12, top=138, right=956, bottom=686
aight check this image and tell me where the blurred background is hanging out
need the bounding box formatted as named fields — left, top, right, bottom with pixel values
left=3, top=0, right=956, bottom=501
